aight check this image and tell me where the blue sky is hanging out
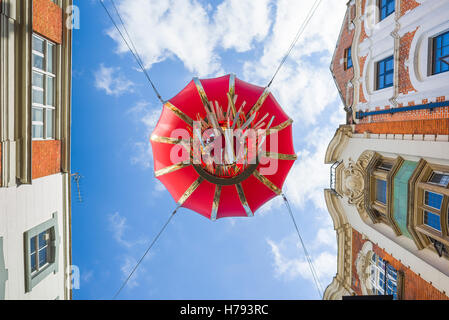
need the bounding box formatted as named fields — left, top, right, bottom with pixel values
left=71, top=0, right=347, bottom=300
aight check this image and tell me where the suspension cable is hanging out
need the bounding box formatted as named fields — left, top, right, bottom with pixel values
left=282, top=194, right=324, bottom=299
left=112, top=205, right=181, bottom=299
left=267, top=0, right=323, bottom=88
left=99, top=0, right=165, bottom=104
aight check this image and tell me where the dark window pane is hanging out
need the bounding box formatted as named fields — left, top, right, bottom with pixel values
left=38, top=247, right=48, bottom=268
left=38, top=231, right=47, bottom=249
left=30, top=237, right=36, bottom=253
left=376, top=179, right=387, bottom=204
left=31, top=253, right=37, bottom=272
left=429, top=173, right=449, bottom=186
left=424, top=211, right=441, bottom=231
left=425, top=191, right=443, bottom=210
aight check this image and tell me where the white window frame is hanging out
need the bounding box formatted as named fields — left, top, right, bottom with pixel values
left=32, top=34, right=56, bottom=141
left=24, top=213, right=60, bottom=293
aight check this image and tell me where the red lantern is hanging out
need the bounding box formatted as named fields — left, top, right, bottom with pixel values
left=151, top=74, right=296, bottom=220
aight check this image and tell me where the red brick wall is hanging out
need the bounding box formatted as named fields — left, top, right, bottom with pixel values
left=359, top=56, right=368, bottom=103
left=355, top=118, right=449, bottom=135
left=351, top=228, right=449, bottom=300
left=400, top=0, right=421, bottom=17
left=332, top=4, right=355, bottom=108
left=33, top=0, right=63, bottom=44
left=359, top=22, right=368, bottom=44
left=356, top=96, right=448, bottom=129
left=399, top=27, right=418, bottom=95
left=32, top=140, right=61, bottom=179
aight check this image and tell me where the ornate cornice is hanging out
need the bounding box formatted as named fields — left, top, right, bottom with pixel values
left=325, top=125, right=353, bottom=164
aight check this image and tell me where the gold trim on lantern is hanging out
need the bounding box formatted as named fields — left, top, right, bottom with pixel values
left=178, top=177, right=204, bottom=206
left=211, top=185, right=222, bottom=221
left=263, top=152, right=298, bottom=160
left=247, top=88, right=270, bottom=116
left=236, top=183, right=253, bottom=217
left=155, top=162, right=190, bottom=177
left=164, top=102, right=193, bottom=127
left=253, top=170, right=282, bottom=195
left=266, top=118, right=293, bottom=136
left=150, top=134, right=191, bottom=146
left=193, top=77, right=212, bottom=113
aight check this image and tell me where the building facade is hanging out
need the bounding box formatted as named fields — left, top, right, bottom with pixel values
left=324, top=0, right=449, bottom=299
left=0, top=0, right=72, bottom=299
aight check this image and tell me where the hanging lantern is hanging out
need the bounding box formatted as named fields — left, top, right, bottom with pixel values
left=150, top=74, right=297, bottom=220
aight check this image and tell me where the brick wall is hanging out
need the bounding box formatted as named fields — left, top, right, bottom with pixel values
left=332, top=4, right=355, bottom=109
left=359, top=56, right=368, bottom=103
left=32, top=140, right=61, bottom=180
left=33, top=0, right=63, bottom=44
left=400, top=0, right=421, bottom=17
left=399, top=27, right=418, bottom=95
left=355, top=118, right=449, bottom=135
left=351, top=228, right=449, bottom=300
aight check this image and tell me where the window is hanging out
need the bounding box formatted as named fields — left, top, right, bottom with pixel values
left=379, top=0, right=395, bottom=21
left=411, top=163, right=449, bottom=257
left=376, top=56, right=394, bottom=90
left=376, top=179, right=387, bottom=204
left=432, top=31, right=449, bottom=75
left=370, top=254, right=399, bottom=299
left=29, top=230, right=51, bottom=274
left=369, top=158, right=395, bottom=220
left=0, top=237, right=7, bottom=300
left=366, top=155, right=404, bottom=235
left=32, top=34, right=56, bottom=140
left=24, top=214, right=59, bottom=292
left=345, top=47, right=353, bottom=69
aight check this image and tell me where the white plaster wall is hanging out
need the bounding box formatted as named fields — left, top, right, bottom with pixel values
left=0, top=173, right=69, bottom=300
left=356, top=0, right=449, bottom=111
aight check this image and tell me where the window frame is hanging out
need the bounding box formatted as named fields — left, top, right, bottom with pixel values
left=32, top=34, right=56, bottom=141
left=23, top=213, right=60, bottom=293
left=345, top=46, right=353, bottom=70
left=369, top=253, right=399, bottom=299
left=410, top=161, right=449, bottom=257
left=378, top=0, right=395, bottom=22
left=376, top=55, right=394, bottom=90
left=366, top=155, right=404, bottom=235
left=432, top=30, right=449, bottom=76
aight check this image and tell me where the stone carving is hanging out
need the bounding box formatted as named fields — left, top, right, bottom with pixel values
left=354, top=241, right=374, bottom=296
left=341, top=150, right=376, bottom=220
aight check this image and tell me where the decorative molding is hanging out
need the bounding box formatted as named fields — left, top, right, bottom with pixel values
left=343, top=150, right=377, bottom=223
left=325, top=125, right=353, bottom=164
left=386, top=156, right=405, bottom=236
left=354, top=241, right=374, bottom=295
left=323, top=190, right=353, bottom=299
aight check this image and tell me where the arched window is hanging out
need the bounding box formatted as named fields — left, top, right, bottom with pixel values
left=409, top=161, right=449, bottom=258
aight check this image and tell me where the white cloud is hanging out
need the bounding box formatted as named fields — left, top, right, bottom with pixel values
left=94, top=64, right=134, bottom=96
left=283, top=108, right=344, bottom=211
left=214, top=0, right=272, bottom=52
left=108, top=0, right=273, bottom=76
left=108, top=212, right=148, bottom=248
left=243, top=0, right=347, bottom=124
left=127, top=101, right=161, bottom=169
left=108, top=212, right=131, bottom=247
left=267, top=236, right=336, bottom=291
